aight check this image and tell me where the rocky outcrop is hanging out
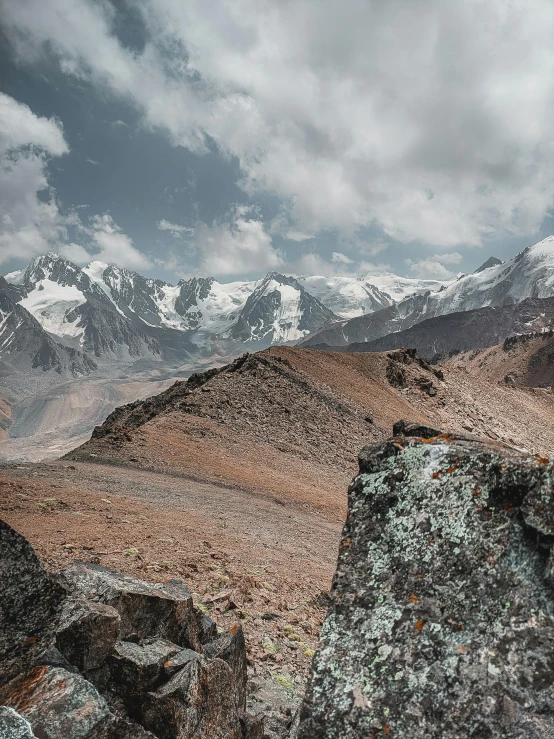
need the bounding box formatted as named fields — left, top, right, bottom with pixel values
left=298, top=424, right=554, bottom=737
left=0, top=522, right=262, bottom=738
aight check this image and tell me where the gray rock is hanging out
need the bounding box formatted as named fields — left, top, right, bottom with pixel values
left=239, top=711, right=264, bottom=738
left=56, top=599, right=120, bottom=672
left=141, top=656, right=242, bottom=738
left=0, top=520, right=66, bottom=684
left=203, top=624, right=247, bottom=710
left=0, top=707, right=37, bottom=739
left=0, top=666, right=115, bottom=738
left=199, top=613, right=217, bottom=644
left=109, top=638, right=181, bottom=699
left=60, top=562, right=201, bottom=650
left=163, top=647, right=201, bottom=677
left=298, top=430, right=554, bottom=738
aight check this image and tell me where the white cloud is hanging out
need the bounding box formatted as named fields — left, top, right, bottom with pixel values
left=405, top=252, right=463, bottom=279
left=85, top=157, right=100, bottom=166
left=0, top=92, right=68, bottom=157
left=157, top=219, right=193, bottom=238
left=331, top=252, right=353, bottom=265
left=0, top=93, right=70, bottom=265
left=3, top=0, right=554, bottom=250
left=188, top=206, right=283, bottom=276
left=58, top=242, right=92, bottom=263
left=84, top=214, right=152, bottom=270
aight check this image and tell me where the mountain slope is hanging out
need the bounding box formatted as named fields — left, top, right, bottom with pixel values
left=340, top=296, right=554, bottom=359
left=446, top=331, right=554, bottom=388
left=12, top=254, right=164, bottom=362
left=67, top=346, right=554, bottom=507
left=0, top=277, right=97, bottom=378
left=226, top=273, right=339, bottom=344
left=301, top=237, right=554, bottom=347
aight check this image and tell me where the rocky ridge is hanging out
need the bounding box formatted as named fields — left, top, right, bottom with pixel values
left=298, top=424, right=554, bottom=737
left=338, top=296, right=554, bottom=361
left=301, top=237, right=554, bottom=348
left=0, top=520, right=263, bottom=738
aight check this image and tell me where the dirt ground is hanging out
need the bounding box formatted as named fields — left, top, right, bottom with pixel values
left=0, top=459, right=343, bottom=703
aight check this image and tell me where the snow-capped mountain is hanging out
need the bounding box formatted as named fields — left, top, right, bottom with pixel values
left=296, top=276, right=393, bottom=319
left=6, top=254, right=162, bottom=362
left=227, top=273, right=338, bottom=343
left=301, top=237, right=554, bottom=347
left=0, top=277, right=97, bottom=377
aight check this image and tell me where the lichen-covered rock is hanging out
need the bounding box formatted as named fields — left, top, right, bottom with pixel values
left=60, top=562, right=201, bottom=650
left=203, top=623, right=247, bottom=709
left=0, top=706, right=37, bottom=738
left=298, top=428, right=554, bottom=738
left=0, top=521, right=66, bottom=685
left=0, top=666, right=115, bottom=738
left=141, top=656, right=242, bottom=738
left=56, top=600, right=120, bottom=672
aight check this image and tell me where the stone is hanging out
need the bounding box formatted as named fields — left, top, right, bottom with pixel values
left=0, top=707, right=37, bottom=739
left=61, top=562, right=201, bottom=650
left=239, top=711, right=264, bottom=738
left=141, top=656, right=242, bottom=738
left=0, top=521, right=66, bottom=684
left=163, top=647, right=201, bottom=677
left=199, top=613, right=217, bottom=644
left=56, top=599, right=120, bottom=672
left=298, top=428, right=554, bottom=738
left=0, top=666, right=116, bottom=738
left=109, top=638, right=181, bottom=699
left=203, top=623, right=248, bottom=710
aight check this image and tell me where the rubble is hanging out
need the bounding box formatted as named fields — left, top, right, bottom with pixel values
left=0, top=522, right=263, bottom=739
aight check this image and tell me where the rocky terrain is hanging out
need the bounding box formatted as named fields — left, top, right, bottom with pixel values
left=336, top=296, right=554, bottom=360
left=446, top=331, right=554, bottom=388
left=67, top=347, right=554, bottom=488
left=299, top=424, right=554, bottom=737
left=301, top=237, right=554, bottom=348
left=0, top=519, right=263, bottom=738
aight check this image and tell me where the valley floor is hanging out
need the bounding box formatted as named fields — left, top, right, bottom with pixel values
left=0, top=459, right=342, bottom=722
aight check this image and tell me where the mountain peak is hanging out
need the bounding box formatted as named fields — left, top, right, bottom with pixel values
left=474, top=256, right=502, bottom=274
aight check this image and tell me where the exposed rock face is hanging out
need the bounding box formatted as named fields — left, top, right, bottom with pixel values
left=60, top=563, right=202, bottom=650
left=0, top=706, right=37, bottom=738
left=299, top=425, right=554, bottom=738
left=0, top=520, right=66, bottom=684
left=0, top=522, right=262, bottom=738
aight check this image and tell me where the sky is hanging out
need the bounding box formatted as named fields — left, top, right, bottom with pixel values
left=1, top=0, right=554, bottom=285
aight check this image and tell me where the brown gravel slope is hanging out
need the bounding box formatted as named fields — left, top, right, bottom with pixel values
left=68, top=347, right=554, bottom=487
left=446, top=331, right=554, bottom=388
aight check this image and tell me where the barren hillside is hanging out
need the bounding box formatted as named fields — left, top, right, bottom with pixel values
left=67, top=347, right=554, bottom=510
left=446, top=331, right=554, bottom=388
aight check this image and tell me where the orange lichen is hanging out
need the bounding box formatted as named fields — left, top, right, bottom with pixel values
left=415, top=620, right=425, bottom=632
left=408, top=594, right=420, bottom=604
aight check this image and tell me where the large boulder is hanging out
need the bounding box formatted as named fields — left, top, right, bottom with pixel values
left=141, top=656, right=242, bottom=738
left=60, top=563, right=201, bottom=651
left=0, top=666, right=115, bottom=738
left=298, top=426, right=554, bottom=738
left=56, top=600, right=120, bottom=673
left=0, top=521, right=66, bottom=685
left=203, top=624, right=247, bottom=710
left=0, top=707, right=37, bottom=739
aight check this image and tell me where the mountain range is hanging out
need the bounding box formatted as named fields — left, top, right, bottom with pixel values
left=3, top=237, right=554, bottom=461
left=3, top=254, right=450, bottom=373
left=301, top=236, right=554, bottom=348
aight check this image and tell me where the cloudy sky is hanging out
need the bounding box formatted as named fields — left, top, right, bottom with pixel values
left=1, top=0, right=554, bottom=284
